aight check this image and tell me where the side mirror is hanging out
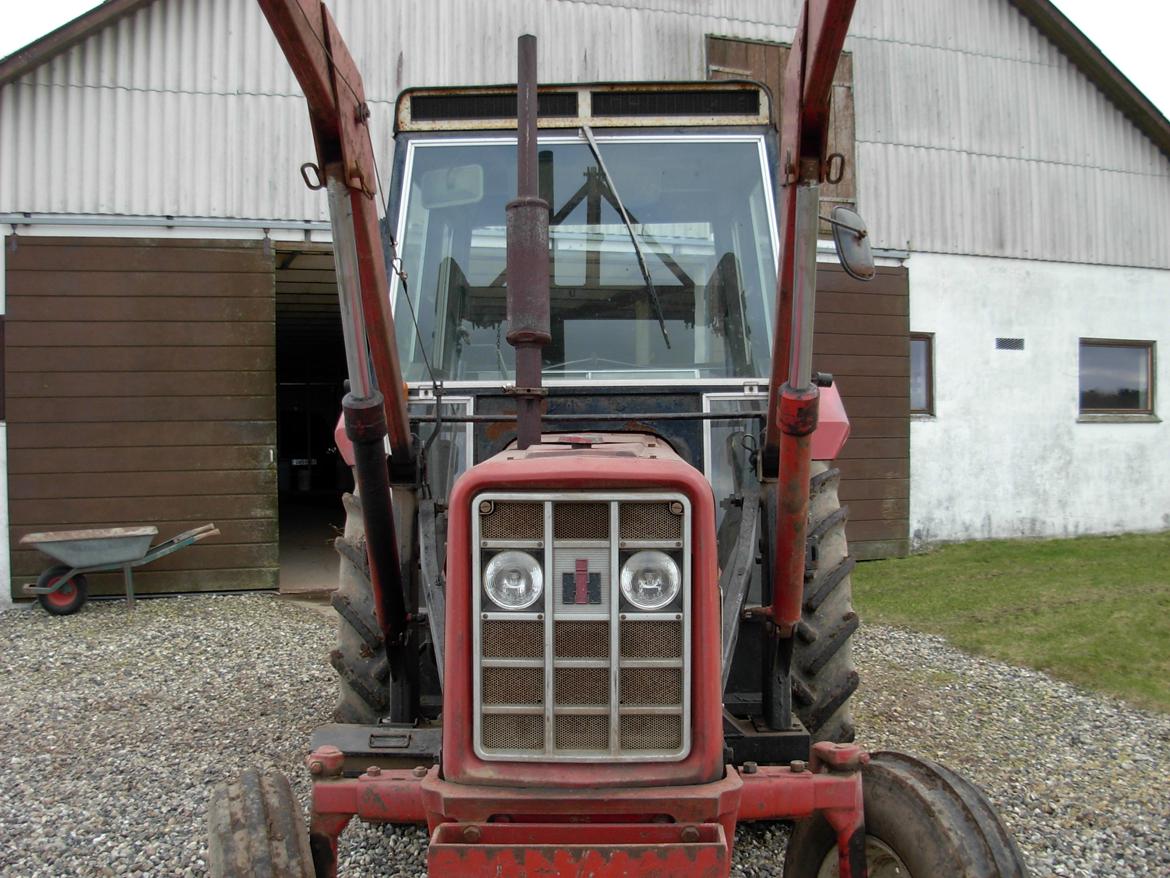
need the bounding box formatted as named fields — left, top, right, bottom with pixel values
left=827, top=206, right=875, bottom=282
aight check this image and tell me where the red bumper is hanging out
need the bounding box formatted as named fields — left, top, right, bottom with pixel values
left=428, top=822, right=728, bottom=877
left=309, top=747, right=869, bottom=877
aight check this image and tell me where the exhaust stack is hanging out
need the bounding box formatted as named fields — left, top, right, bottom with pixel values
left=505, top=34, right=551, bottom=449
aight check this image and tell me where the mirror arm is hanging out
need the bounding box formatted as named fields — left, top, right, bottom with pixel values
left=819, top=214, right=867, bottom=238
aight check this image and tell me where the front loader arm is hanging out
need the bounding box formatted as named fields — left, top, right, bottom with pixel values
left=257, top=0, right=411, bottom=460
left=259, top=0, right=413, bottom=665
left=765, top=0, right=857, bottom=465
left=759, top=0, right=857, bottom=673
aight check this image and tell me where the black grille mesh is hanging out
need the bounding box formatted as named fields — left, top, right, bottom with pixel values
left=620, top=714, right=683, bottom=751
left=482, top=714, right=543, bottom=751
left=555, top=666, right=609, bottom=706
left=555, top=715, right=609, bottom=751
left=621, top=667, right=683, bottom=706
left=481, top=502, right=542, bottom=540
left=619, top=502, right=681, bottom=541
left=482, top=667, right=543, bottom=705
left=592, top=89, right=759, bottom=117
left=621, top=620, right=682, bottom=658
left=411, top=91, right=578, bottom=121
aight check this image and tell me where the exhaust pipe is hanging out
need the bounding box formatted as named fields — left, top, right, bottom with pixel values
left=505, top=34, right=551, bottom=450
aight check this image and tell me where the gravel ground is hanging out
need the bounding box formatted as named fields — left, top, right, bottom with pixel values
left=1, top=593, right=1167, bottom=877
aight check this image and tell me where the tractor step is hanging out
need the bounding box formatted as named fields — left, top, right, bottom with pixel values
left=427, top=822, right=728, bottom=877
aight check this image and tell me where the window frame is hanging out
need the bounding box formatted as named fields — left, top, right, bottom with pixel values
left=1077, top=338, right=1156, bottom=417
left=909, top=332, right=935, bottom=416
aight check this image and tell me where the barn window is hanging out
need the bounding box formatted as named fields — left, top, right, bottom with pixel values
left=910, top=333, right=934, bottom=415
left=1078, top=340, right=1154, bottom=415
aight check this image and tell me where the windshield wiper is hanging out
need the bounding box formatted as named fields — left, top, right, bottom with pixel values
left=580, top=125, right=671, bottom=349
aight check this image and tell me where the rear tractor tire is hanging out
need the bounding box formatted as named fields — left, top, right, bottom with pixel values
left=330, top=490, right=390, bottom=724
left=793, top=462, right=859, bottom=743
left=206, top=768, right=314, bottom=878
left=783, top=751, right=1029, bottom=878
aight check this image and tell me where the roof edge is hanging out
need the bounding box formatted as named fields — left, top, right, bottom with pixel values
left=0, top=0, right=157, bottom=88
left=1008, top=0, right=1170, bottom=160
left=2, top=0, right=1167, bottom=162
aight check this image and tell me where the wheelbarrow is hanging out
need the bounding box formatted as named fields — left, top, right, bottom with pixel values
left=20, top=523, right=220, bottom=615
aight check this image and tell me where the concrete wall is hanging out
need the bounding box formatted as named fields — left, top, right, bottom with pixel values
left=909, top=252, right=1170, bottom=546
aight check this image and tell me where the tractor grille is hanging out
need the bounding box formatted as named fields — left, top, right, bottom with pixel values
left=474, top=494, right=690, bottom=762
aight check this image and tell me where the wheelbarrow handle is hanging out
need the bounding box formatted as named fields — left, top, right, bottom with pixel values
left=136, top=524, right=220, bottom=565
left=150, top=523, right=218, bottom=551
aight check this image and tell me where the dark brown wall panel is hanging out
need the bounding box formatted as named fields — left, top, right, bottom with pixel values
left=815, top=265, right=910, bottom=560
left=4, top=236, right=277, bottom=595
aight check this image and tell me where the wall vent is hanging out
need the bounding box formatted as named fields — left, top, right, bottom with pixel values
left=995, top=337, right=1025, bottom=350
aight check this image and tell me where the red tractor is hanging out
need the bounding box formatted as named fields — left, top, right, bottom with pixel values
left=207, top=2, right=1030, bottom=876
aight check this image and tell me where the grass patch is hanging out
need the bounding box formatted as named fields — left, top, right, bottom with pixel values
left=852, top=531, right=1170, bottom=711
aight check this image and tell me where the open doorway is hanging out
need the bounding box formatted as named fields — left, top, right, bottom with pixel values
left=275, top=244, right=348, bottom=594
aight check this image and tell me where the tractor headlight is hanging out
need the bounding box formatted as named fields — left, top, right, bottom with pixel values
left=620, top=550, right=681, bottom=611
left=484, top=550, right=544, bottom=610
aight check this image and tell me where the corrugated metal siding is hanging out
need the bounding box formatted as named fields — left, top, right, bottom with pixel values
left=1, top=0, right=1168, bottom=267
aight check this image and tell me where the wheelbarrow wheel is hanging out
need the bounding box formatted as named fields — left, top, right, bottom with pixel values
left=36, top=566, right=89, bottom=616
left=206, top=767, right=314, bottom=878
left=783, top=751, right=1029, bottom=877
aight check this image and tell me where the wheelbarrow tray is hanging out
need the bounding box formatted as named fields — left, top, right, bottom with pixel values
left=20, top=527, right=159, bottom=568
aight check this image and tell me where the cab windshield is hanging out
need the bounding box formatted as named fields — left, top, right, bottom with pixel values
left=391, top=136, right=777, bottom=383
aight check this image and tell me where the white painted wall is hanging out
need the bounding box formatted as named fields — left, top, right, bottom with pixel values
left=909, top=252, right=1170, bottom=547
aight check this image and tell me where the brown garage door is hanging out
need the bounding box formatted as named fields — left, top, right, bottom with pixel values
left=5, top=236, right=277, bottom=594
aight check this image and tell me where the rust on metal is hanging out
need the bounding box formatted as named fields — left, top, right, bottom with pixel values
left=428, top=822, right=729, bottom=876
left=306, top=745, right=345, bottom=778
left=756, top=386, right=823, bottom=640
left=505, top=34, right=551, bottom=450
left=20, top=526, right=158, bottom=544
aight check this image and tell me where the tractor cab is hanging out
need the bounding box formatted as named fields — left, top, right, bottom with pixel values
left=389, top=82, right=778, bottom=388
left=385, top=81, right=847, bottom=512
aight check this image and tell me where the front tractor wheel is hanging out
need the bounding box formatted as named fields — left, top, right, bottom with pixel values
left=206, top=768, right=314, bottom=878
left=783, top=751, right=1029, bottom=878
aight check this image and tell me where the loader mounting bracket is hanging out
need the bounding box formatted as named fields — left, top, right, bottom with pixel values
left=721, top=708, right=811, bottom=766
left=309, top=723, right=442, bottom=776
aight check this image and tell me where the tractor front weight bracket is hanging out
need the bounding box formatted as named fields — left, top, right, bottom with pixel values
left=302, top=743, right=869, bottom=878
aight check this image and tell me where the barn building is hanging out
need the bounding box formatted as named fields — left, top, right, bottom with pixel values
left=1, top=0, right=1167, bottom=604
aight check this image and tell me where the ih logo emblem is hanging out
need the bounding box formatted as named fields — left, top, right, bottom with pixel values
left=563, top=559, right=601, bottom=605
